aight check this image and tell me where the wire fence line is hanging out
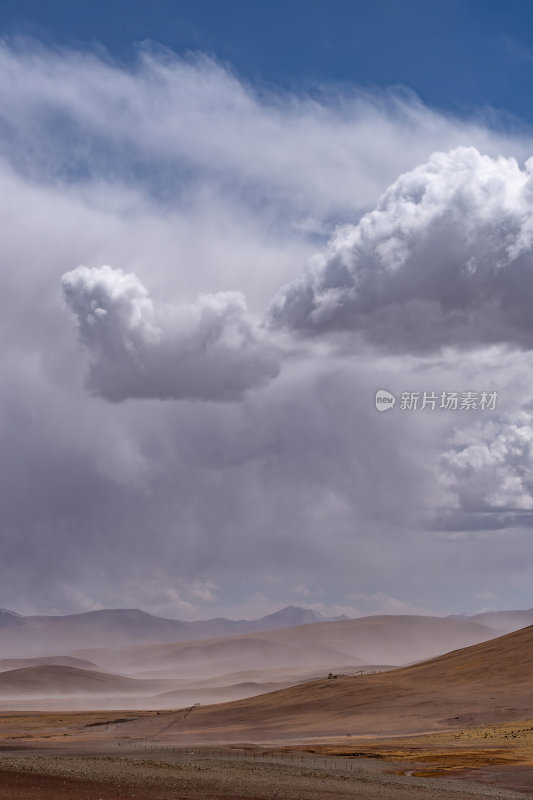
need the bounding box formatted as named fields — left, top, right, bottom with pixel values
left=114, top=743, right=365, bottom=772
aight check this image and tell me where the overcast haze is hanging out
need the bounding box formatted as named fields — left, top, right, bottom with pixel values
left=2, top=9, right=533, bottom=619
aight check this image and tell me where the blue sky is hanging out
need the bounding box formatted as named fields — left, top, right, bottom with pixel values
left=2, top=0, right=533, bottom=123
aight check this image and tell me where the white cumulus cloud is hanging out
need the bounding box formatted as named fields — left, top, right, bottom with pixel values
left=62, top=265, right=279, bottom=401
left=441, top=413, right=533, bottom=513
left=270, top=147, right=533, bottom=352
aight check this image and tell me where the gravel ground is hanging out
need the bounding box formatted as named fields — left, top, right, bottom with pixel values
left=0, top=748, right=528, bottom=800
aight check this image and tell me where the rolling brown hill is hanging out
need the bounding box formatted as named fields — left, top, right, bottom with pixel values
left=0, top=665, right=177, bottom=697
left=170, top=624, right=533, bottom=741
left=0, top=665, right=307, bottom=708
left=0, top=656, right=98, bottom=672
left=0, top=615, right=500, bottom=712
left=154, top=680, right=293, bottom=706
left=79, top=614, right=495, bottom=677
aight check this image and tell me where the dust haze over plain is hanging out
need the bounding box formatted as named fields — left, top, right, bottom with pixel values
left=3, top=42, right=533, bottom=621
left=0, top=610, right=508, bottom=711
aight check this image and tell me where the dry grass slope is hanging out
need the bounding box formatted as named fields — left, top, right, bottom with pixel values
left=176, top=625, right=533, bottom=740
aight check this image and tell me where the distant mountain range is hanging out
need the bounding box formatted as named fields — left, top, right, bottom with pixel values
left=0, top=605, right=348, bottom=657
left=2, top=603, right=532, bottom=660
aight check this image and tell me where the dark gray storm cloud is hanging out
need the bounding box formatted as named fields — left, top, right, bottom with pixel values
left=270, top=148, right=533, bottom=352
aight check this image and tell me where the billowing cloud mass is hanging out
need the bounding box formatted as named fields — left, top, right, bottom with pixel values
left=271, top=147, right=533, bottom=352
left=442, top=412, right=533, bottom=514
left=2, top=42, right=533, bottom=618
left=64, top=147, right=533, bottom=400
left=62, top=265, right=279, bottom=401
